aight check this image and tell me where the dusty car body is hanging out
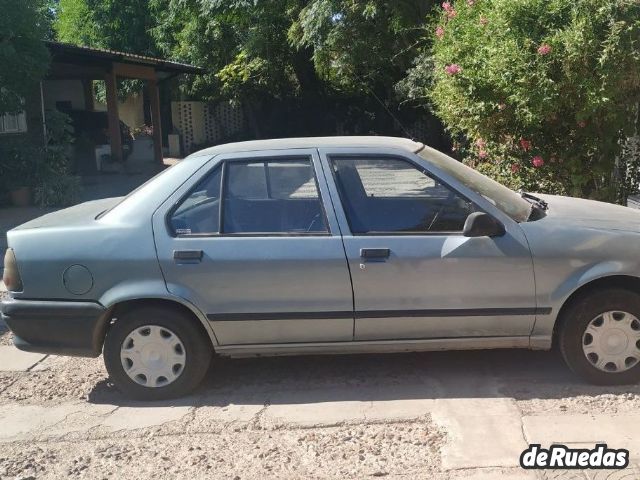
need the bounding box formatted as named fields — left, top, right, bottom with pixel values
left=3, top=136, right=640, bottom=399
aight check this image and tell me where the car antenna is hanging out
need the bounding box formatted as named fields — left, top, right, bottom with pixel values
left=350, top=67, right=415, bottom=140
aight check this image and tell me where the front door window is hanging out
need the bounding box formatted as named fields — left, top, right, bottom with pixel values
left=330, top=157, right=474, bottom=234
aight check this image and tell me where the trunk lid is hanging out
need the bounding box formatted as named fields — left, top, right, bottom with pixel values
left=12, top=197, right=122, bottom=230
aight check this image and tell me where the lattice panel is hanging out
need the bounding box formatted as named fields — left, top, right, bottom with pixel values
left=203, top=101, right=244, bottom=144
left=173, top=101, right=244, bottom=154
left=173, top=102, right=197, bottom=154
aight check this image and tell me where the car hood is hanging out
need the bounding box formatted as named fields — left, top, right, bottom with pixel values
left=535, top=194, right=640, bottom=233
left=12, top=197, right=123, bottom=230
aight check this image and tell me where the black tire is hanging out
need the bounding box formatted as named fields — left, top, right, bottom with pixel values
left=104, top=305, right=212, bottom=400
left=558, top=288, right=640, bottom=385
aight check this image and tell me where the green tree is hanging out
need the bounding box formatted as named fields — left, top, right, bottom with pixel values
left=150, top=0, right=443, bottom=140
left=151, top=0, right=337, bottom=137
left=56, top=0, right=157, bottom=55
left=152, top=1, right=308, bottom=100
left=408, top=0, right=640, bottom=201
left=0, top=0, right=51, bottom=114
left=291, top=0, right=433, bottom=93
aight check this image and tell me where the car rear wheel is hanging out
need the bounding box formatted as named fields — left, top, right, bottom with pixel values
left=559, top=288, right=640, bottom=385
left=104, top=305, right=212, bottom=400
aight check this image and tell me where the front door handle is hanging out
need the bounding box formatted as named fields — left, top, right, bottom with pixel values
left=173, top=250, right=203, bottom=262
left=360, top=248, right=391, bottom=259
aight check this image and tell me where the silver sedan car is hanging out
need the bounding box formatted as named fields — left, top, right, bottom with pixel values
left=3, top=137, right=640, bottom=399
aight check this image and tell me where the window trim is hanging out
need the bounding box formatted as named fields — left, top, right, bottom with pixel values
left=0, top=111, right=27, bottom=135
left=328, top=153, right=486, bottom=237
left=166, top=155, right=332, bottom=238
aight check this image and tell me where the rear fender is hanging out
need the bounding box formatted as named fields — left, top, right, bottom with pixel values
left=98, top=279, right=219, bottom=346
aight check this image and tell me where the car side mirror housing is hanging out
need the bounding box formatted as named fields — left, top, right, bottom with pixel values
left=463, top=212, right=506, bottom=237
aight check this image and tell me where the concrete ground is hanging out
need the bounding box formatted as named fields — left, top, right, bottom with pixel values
left=1, top=305, right=640, bottom=479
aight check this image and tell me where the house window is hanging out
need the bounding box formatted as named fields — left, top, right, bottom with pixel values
left=0, top=111, right=27, bottom=134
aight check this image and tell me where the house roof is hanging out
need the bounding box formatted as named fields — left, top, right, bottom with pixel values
left=45, top=41, right=204, bottom=76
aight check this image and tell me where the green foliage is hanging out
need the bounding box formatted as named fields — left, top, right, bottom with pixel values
left=0, top=0, right=50, bottom=114
left=148, top=0, right=437, bottom=140
left=33, top=110, right=81, bottom=207
left=291, top=0, right=433, bottom=93
left=43, top=109, right=75, bottom=174
left=419, top=0, right=640, bottom=201
left=56, top=0, right=157, bottom=55
left=34, top=174, right=82, bottom=207
left=50, top=0, right=640, bottom=203
left=151, top=0, right=304, bottom=102
left=0, top=139, right=43, bottom=189
left=0, top=109, right=80, bottom=206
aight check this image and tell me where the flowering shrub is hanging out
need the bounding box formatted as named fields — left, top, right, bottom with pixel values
left=428, top=0, right=640, bottom=201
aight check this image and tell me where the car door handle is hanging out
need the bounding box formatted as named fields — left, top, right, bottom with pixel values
left=360, top=248, right=391, bottom=259
left=173, top=250, right=203, bottom=262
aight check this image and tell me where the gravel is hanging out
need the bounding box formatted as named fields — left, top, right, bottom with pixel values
left=0, top=289, right=12, bottom=346
left=0, top=422, right=446, bottom=479
left=0, top=340, right=639, bottom=478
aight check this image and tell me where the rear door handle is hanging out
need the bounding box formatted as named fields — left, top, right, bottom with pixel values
left=173, top=250, right=203, bottom=262
left=360, top=248, right=390, bottom=259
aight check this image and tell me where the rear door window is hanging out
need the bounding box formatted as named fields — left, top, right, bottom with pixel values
left=223, top=158, right=328, bottom=234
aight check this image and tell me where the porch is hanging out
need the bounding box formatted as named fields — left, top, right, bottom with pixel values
left=44, top=41, right=203, bottom=170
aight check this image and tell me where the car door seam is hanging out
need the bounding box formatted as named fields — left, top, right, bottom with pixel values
left=316, top=148, right=356, bottom=339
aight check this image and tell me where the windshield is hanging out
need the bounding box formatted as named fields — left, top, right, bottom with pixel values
left=418, top=147, right=532, bottom=222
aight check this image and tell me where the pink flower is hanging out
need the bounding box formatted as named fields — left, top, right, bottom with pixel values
left=436, top=26, right=445, bottom=39
left=478, top=150, right=488, bottom=159
left=475, top=138, right=486, bottom=149
left=511, top=163, right=521, bottom=173
left=537, top=44, right=552, bottom=55
left=532, top=156, right=544, bottom=168
left=447, top=8, right=457, bottom=18
left=442, top=2, right=452, bottom=11
left=479, top=16, right=488, bottom=26
left=519, top=138, right=532, bottom=151
left=445, top=64, right=462, bottom=75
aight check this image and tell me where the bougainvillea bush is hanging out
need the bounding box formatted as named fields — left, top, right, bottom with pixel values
left=427, top=0, right=640, bottom=201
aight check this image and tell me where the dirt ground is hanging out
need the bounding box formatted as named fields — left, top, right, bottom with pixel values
left=2, top=284, right=640, bottom=479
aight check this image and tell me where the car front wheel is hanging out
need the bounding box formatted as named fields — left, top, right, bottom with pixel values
left=104, top=305, right=212, bottom=400
left=559, top=288, right=640, bottom=385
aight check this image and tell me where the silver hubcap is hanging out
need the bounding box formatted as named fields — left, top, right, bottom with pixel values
left=120, top=325, right=186, bottom=388
left=582, top=311, right=640, bottom=373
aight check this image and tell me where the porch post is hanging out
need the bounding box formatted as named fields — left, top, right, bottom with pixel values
left=148, top=78, right=163, bottom=165
left=104, top=69, right=123, bottom=163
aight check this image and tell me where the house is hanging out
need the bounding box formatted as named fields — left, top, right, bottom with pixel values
left=0, top=41, right=203, bottom=174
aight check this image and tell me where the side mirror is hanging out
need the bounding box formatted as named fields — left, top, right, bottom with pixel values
left=463, top=212, right=505, bottom=237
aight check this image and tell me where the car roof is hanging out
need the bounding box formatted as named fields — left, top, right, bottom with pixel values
left=189, top=136, right=424, bottom=158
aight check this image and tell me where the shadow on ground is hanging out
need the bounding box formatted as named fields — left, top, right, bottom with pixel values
left=86, top=348, right=640, bottom=408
